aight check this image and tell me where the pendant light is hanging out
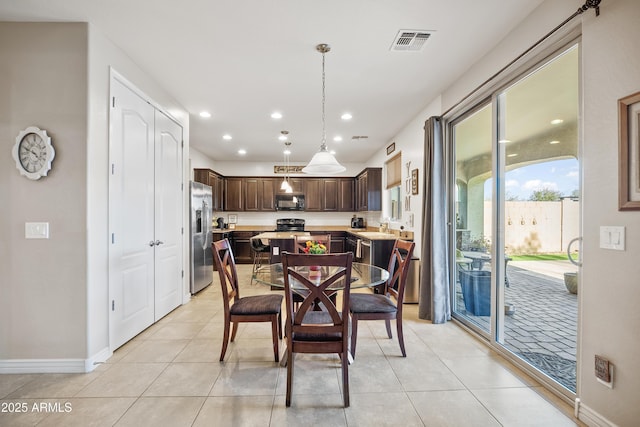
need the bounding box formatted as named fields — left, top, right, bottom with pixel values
left=280, top=132, right=292, bottom=191
left=302, top=43, right=346, bottom=175
left=284, top=141, right=293, bottom=193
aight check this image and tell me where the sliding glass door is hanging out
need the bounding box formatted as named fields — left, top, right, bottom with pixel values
left=450, top=44, right=580, bottom=394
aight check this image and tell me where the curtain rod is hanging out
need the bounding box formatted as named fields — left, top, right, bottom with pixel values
left=442, top=0, right=601, bottom=117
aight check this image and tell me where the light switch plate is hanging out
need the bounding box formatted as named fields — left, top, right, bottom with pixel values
left=599, top=226, right=625, bottom=250
left=25, top=222, right=49, bottom=239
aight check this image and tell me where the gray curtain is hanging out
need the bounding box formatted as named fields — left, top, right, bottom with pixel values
left=418, top=116, right=451, bottom=323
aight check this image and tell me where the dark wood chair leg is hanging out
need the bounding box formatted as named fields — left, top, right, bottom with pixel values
left=342, top=350, right=350, bottom=407
left=271, top=315, right=280, bottom=362
left=220, top=320, right=231, bottom=362
left=396, top=317, right=406, bottom=357
left=286, top=350, right=294, bottom=407
left=230, top=321, right=239, bottom=341
left=385, top=319, right=393, bottom=339
left=350, top=315, right=359, bottom=358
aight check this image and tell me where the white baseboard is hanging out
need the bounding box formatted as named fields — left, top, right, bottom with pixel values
left=0, top=347, right=112, bottom=374
left=576, top=398, right=619, bottom=427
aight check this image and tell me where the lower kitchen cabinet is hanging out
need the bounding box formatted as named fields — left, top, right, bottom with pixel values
left=231, top=231, right=256, bottom=264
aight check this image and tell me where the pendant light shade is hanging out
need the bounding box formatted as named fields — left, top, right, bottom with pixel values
left=303, top=146, right=346, bottom=174
left=303, top=43, right=346, bottom=175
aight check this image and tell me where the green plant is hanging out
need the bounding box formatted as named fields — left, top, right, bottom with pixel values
left=468, top=234, right=491, bottom=252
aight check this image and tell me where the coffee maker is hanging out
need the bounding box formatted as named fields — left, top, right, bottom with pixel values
left=351, top=216, right=365, bottom=229
left=216, top=217, right=225, bottom=229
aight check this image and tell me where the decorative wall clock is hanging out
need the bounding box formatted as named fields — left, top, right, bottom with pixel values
left=12, top=126, right=55, bottom=180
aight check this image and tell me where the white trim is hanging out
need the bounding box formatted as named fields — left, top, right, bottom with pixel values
left=0, top=347, right=112, bottom=374
left=84, top=346, right=112, bottom=372
left=576, top=398, right=619, bottom=427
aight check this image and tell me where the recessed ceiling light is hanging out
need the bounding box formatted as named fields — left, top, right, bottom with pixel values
left=507, top=153, right=518, bottom=157
left=550, top=119, right=564, bottom=125
left=271, top=112, right=283, bottom=119
left=330, top=150, right=336, bottom=155
left=238, top=149, right=247, bottom=155
left=333, top=136, right=343, bottom=142
left=341, top=113, right=352, bottom=121
left=283, top=149, right=291, bottom=155
left=549, top=140, right=560, bottom=144
left=199, top=111, right=211, bottom=118
left=278, top=135, right=288, bottom=141
left=499, top=139, right=511, bottom=144
left=222, top=134, right=232, bottom=140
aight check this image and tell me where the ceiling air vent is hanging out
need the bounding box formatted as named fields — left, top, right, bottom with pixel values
left=351, top=136, right=369, bottom=140
left=391, top=30, right=432, bottom=51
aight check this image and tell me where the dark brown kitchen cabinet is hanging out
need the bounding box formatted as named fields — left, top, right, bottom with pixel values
left=245, top=178, right=275, bottom=211
left=276, top=178, right=304, bottom=194
left=224, top=178, right=244, bottom=211
left=304, top=179, right=323, bottom=211
left=231, top=231, right=256, bottom=264
left=338, top=178, right=354, bottom=211
left=323, top=179, right=339, bottom=211
left=305, top=178, right=352, bottom=212
left=329, top=231, right=346, bottom=252
left=356, top=168, right=382, bottom=211
left=193, top=168, right=225, bottom=211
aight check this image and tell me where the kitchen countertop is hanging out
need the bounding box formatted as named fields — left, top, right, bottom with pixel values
left=229, top=225, right=413, bottom=240
left=252, top=231, right=310, bottom=240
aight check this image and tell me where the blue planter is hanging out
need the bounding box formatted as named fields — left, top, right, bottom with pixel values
left=459, top=270, right=491, bottom=316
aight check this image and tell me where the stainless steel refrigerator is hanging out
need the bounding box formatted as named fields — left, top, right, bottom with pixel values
left=190, top=181, right=214, bottom=294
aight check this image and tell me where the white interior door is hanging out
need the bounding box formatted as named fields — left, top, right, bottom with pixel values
left=153, top=110, right=183, bottom=320
left=109, top=78, right=156, bottom=349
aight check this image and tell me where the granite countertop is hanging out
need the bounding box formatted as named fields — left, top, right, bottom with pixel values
left=230, top=225, right=413, bottom=240
left=252, top=231, right=310, bottom=240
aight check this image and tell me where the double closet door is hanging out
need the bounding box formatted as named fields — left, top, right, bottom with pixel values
left=109, top=77, right=184, bottom=350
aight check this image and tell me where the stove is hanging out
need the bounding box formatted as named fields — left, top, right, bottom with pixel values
left=276, top=218, right=305, bottom=232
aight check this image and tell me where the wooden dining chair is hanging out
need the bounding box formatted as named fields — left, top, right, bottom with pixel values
left=281, top=252, right=353, bottom=407
left=212, top=238, right=283, bottom=362
left=349, top=239, right=415, bottom=359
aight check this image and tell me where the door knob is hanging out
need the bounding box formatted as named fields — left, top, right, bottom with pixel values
left=149, top=241, right=156, bottom=247
left=155, top=240, right=164, bottom=246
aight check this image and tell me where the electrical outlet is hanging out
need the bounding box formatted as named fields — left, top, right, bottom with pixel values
left=595, top=355, right=612, bottom=387
left=272, top=246, right=279, bottom=256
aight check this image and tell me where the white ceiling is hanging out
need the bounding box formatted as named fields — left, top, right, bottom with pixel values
left=0, top=0, right=546, bottom=164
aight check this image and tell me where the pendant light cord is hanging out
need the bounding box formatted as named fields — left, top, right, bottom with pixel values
left=321, top=49, right=327, bottom=150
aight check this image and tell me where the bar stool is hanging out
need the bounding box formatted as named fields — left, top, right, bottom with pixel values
left=251, top=238, right=270, bottom=284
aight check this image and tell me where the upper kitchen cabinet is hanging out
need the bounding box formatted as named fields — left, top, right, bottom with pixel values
left=193, top=168, right=224, bottom=211
left=276, top=177, right=304, bottom=194
left=356, top=168, right=382, bottom=211
left=304, top=179, right=323, bottom=211
left=338, top=178, right=354, bottom=211
left=245, top=178, right=276, bottom=211
left=305, top=177, right=354, bottom=212
left=224, top=177, right=244, bottom=211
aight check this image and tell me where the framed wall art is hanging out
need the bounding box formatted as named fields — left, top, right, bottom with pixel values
left=386, top=142, right=396, bottom=155
left=618, top=91, right=640, bottom=210
left=411, top=168, right=419, bottom=195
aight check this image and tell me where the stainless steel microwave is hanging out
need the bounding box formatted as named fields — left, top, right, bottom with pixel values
left=275, top=194, right=305, bottom=211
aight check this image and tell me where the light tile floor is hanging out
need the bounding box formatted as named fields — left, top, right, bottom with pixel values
left=0, top=265, right=584, bottom=426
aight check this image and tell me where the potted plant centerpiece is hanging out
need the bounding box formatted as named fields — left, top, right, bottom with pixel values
left=303, top=240, right=327, bottom=278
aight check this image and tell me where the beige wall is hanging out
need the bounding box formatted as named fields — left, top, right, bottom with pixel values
left=580, top=0, right=640, bottom=424
left=0, top=22, right=190, bottom=370
left=0, top=23, right=88, bottom=360
left=480, top=199, right=580, bottom=254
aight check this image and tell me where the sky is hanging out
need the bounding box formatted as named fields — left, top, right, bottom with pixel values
left=485, top=158, right=579, bottom=200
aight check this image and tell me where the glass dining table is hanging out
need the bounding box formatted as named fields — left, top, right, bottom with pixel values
left=252, top=262, right=390, bottom=292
